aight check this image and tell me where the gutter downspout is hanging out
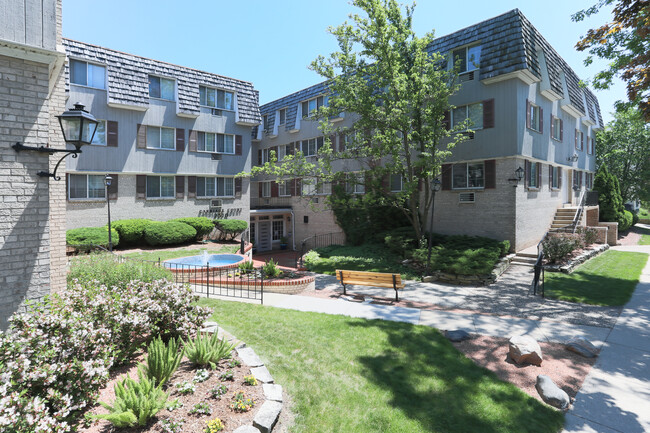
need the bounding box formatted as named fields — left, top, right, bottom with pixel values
left=290, top=210, right=296, bottom=250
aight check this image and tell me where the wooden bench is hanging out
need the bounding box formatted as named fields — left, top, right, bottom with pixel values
left=336, top=269, right=405, bottom=302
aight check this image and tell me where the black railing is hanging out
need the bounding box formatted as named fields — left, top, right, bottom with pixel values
left=297, top=232, right=346, bottom=267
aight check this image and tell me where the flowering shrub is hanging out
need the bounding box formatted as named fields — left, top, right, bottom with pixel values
left=205, top=417, right=225, bottom=432
left=175, top=381, right=196, bottom=395
left=189, top=402, right=212, bottom=415
left=243, top=375, right=258, bottom=386
left=543, top=233, right=584, bottom=263
left=208, top=384, right=228, bottom=399
left=193, top=369, right=211, bottom=383
left=229, top=391, right=255, bottom=412
left=159, top=418, right=185, bottom=433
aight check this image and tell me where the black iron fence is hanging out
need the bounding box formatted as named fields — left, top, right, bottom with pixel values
left=297, top=232, right=346, bottom=267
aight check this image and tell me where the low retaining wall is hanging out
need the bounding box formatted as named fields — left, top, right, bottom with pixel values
left=423, top=254, right=513, bottom=286
left=189, top=274, right=315, bottom=295
left=545, top=244, right=610, bottom=274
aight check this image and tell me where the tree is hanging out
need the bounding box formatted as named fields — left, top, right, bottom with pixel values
left=593, top=165, right=625, bottom=222
left=572, top=1, right=650, bottom=121
left=250, top=0, right=468, bottom=240
left=596, top=107, right=650, bottom=202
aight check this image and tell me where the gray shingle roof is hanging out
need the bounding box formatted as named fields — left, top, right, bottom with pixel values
left=63, top=39, right=261, bottom=125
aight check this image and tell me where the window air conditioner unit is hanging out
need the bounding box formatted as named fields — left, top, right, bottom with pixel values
left=210, top=199, right=222, bottom=210
left=211, top=108, right=222, bottom=116
left=459, top=192, right=475, bottom=203
left=211, top=153, right=222, bottom=160
left=460, top=71, right=475, bottom=82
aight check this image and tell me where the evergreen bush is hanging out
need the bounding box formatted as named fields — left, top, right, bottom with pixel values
left=169, top=217, right=215, bottom=239
left=262, top=258, right=282, bottom=278
left=213, top=219, right=248, bottom=241
left=140, top=336, right=183, bottom=386
left=144, top=221, right=197, bottom=246
left=66, top=226, right=119, bottom=248
left=112, top=219, right=152, bottom=244
left=632, top=211, right=639, bottom=226
left=594, top=165, right=626, bottom=223
left=619, top=210, right=634, bottom=231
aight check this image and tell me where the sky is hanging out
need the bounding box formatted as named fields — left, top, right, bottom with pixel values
left=62, top=0, right=626, bottom=125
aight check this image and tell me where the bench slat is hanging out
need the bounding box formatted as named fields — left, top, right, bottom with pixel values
left=341, top=280, right=405, bottom=289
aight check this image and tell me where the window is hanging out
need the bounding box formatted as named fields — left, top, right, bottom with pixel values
left=263, top=115, right=270, bottom=132
left=278, top=181, right=290, bottom=196
left=528, top=104, right=541, bottom=132
left=586, top=172, right=593, bottom=189
left=278, top=145, right=288, bottom=161
left=197, top=132, right=234, bottom=153
left=301, top=96, right=325, bottom=118
left=528, top=162, right=539, bottom=188
left=278, top=108, right=286, bottom=125
left=588, top=137, right=594, bottom=155
left=146, top=176, right=175, bottom=198
left=390, top=174, right=403, bottom=192
left=573, top=171, right=583, bottom=189
left=272, top=220, right=284, bottom=241
left=300, top=137, right=323, bottom=157
left=197, top=177, right=234, bottom=197
left=345, top=173, right=365, bottom=194
left=452, top=162, right=484, bottom=189
left=302, top=178, right=331, bottom=195
left=551, top=116, right=562, bottom=141
left=452, top=44, right=481, bottom=73
left=199, top=86, right=234, bottom=110
left=261, top=182, right=271, bottom=198
left=576, top=130, right=584, bottom=151
left=551, top=166, right=560, bottom=189
left=452, top=102, right=483, bottom=129
left=91, top=120, right=106, bottom=146
left=149, top=76, right=175, bottom=100
left=69, top=174, right=105, bottom=199
left=147, top=126, right=175, bottom=150
left=69, top=59, right=105, bottom=89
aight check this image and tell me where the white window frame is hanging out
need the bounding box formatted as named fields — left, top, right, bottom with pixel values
left=69, top=59, right=106, bottom=89
left=345, top=173, right=365, bottom=194
left=199, top=85, right=234, bottom=111
left=300, top=137, right=323, bottom=157
left=197, top=132, right=235, bottom=154
left=261, top=181, right=271, bottom=198
left=146, top=126, right=176, bottom=150
left=68, top=174, right=106, bottom=200
left=278, top=181, right=290, bottom=197
left=91, top=120, right=107, bottom=146
left=451, top=102, right=483, bottom=130
left=588, top=136, right=594, bottom=155
left=389, top=174, right=404, bottom=192
left=272, top=220, right=284, bottom=241
left=551, top=116, right=562, bottom=141
left=278, top=145, right=288, bottom=161
left=551, top=166, right=560, bottom=190
left=576, top=130, right=584, bottom=151
left=528, top=104, right=541, bottom=132
left=148, top=75, right=175, bottom=101
left=452, top=44, right=482, bottom=73
left=301, top=96, right=326, bottom=118
left=529, top=162, right=539, bottom=188
left=196, top=176, right=234, bottom=198
left=146, top=176, right=175, bottom=199
left=452, top=162, right=485, bottom=190
left=278, top=108, right=287, bottom=125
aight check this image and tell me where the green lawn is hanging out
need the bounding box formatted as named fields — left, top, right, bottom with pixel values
left=198, top=299, right=564, bottom=433
left=545, top=250, right=648, bottom=305
left=639, top=207, right=649, bottom=219
left=637, top=225, right=650, bottom=245
left=121, top=243, right=240, bottom=262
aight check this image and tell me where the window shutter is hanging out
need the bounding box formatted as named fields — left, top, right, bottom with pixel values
left=575, top=129, right=579, bottom=149
left=524, top=160, right=530, bottom=188
left=108, top=174, right=118, bottom=200
left=258, top=182, right=263, bottom=198
left=537, top=163, right=542, bottom=188
left=441, top=164, right=452, bottom=190
left=581, top=133, right=584, bottom=150
left=525, top=100, right=531, bottom=129
left=107, top=121, right=118, bottom=147
left=137, top=124, right=146, bottom=149
left=484, top=159, right=496, bottom=189
left=442, top=111, right=450, bottom=131
left=136, top=175, right=146, bottom=199
left=330, top=134, right=336, bottom=151
left=271, top=181, right=279, bottom=198
left=258, top=149, right=263, bottom=165
left=176, top=128, right=185, bottom=152
left=187, top=176, right=196, bottom=198
left=338, top=134, right=346, bottom=152
left=175, top=176, right=184, bottom=199
left=558, top=167, right=562, bottom=189
left=482, top=99, right=494, bottom=129
left=317, top=136, right=324, bottom=151
left=65, top=173, right=69, bottom=201
left=287, top=142, right=295, bottom=156
left=550, top=115, right=555, bottom=139
left=549, top=165, right=553, bottom=189
left=295, top=178, right=302, bottom=196
left=235, top=135, right=242, bottom=155
left=271, top=146, right=278, bottom=161
left=234, top=177, right=242, bottom=198
left=539, top=107, right=544, bottom=133
left=188, top=130, right=197, bottom=152
left=559, top=119, right=564, bottom=141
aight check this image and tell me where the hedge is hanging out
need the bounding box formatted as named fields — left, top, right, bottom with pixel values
left=170, top=217, right=215, bottom=238
left=144, top=221, right=197, bottom=246
left=112, top=219, right=152, bottom=244
left=66, top=226, right=119, bottom=248
left=214, top=219, right=248, bottom=241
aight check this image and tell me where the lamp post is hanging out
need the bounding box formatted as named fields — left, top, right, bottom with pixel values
left=425, top=178, right=442, bottom=277
left=104, top=174, right=113, bottom=252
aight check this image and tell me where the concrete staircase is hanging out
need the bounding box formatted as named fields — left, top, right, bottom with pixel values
left=510, top=249, right=538, bottom=267
left=550, top=207, right=581, bottom=230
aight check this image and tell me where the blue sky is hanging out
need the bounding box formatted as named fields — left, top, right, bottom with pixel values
left=63, top=0, right=624, bottom=124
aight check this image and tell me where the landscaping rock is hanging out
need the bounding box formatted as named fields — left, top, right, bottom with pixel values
left=233, top=426, right=261, bottom=433
left=508, top=335, right=543, bottom=366
left=445, top=330, right=472, bottom=342
left=200, top=326, right=219, bottom=334
left=251, top=365, right=274, bottom=383
left=536, top=375, right=570, bottom=410
left=203, top=321, right=218, bottom=328
left=253, top=400, right=283, bottom=433
left=566, top=338, right=599, bottom=358
left=422, top=275, right=436, bottom=283
left=237, top=346, right=264, bottom=367
left=263, top=383, right=283, bottom=402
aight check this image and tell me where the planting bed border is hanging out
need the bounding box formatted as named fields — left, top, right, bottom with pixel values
left=423, top=254, right=514, bottom=285
left=190, top=274, right=315, bottom=295
left=544, top=244, right=610, bottom=274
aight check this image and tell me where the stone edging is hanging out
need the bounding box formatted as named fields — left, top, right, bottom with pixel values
left=544, top=244, right=610, bottom=274
left=201, top=322, right=283, bottom=433
left=423, top=254, right=513, bottom=286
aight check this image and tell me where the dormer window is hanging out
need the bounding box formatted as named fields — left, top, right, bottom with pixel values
left=302, top=96, right=326, bottom=118
left=278, top=108, right=287, bottom=125
left=149, top=76, right=175, bottom=101
left=70, top=59, right=105, bottom=89
left=199, top=86, right=234, bottom=111
left=453, top=44, right=481, bottom=73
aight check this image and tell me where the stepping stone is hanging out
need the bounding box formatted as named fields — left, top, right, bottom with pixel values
left=233, top=426, right=261, bottom=433
left=237, top=347, right=263, bottom=367
left=445, top=330, right=472, bottom=342
left=263, top=383, right=283, bottom=402
left=253, top=401, right=282, bottom=433
left=509, top=335, right=543, bottom=366
left=251, top=366, right=274, bottom=383
left=536, top=375, right=570, bottom=410
left=566, top=338, right=599, bottom=358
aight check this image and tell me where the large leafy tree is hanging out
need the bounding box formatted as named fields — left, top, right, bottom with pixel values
left=572, top=0, right=650, bottom=121
left=596, top=108, right=650, bottom=202
left=251, top=0, right=468, bottom=239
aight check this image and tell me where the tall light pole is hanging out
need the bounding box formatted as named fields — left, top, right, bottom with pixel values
left=104, top=174, right=113, bottom=251
left=425, top=178, right=442, bottom=277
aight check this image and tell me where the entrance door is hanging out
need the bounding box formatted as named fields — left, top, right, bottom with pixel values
left=257, top=221, right=272, bottom=252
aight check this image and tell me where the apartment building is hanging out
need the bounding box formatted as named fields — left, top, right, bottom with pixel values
left=63, top=40, right=260, bottom=228
left=252, top=9, right=602, bottom=252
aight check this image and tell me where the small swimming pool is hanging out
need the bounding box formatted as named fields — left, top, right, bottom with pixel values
left=163, top=253, right=247, bottom=270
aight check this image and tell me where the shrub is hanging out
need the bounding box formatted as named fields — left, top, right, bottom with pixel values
left=384, top=226, right=417, bottom=258
left=576, top=226, right=599, bottom=246
left=68, top=252, right=172, bottom=290
left=91, top=369, right=170, bottom=428
left=183, top=332, right=236, bottom=369
left=303, top=250, right=320, bottom=268
left=112, top=219, right=152, bottom=244
left=594, top=165, right=626, bottom=223
left=144, top=221, right=197, bottom=246
left=66, top=226, right=119, bottom=248
left=140, top=336, right=183, bottom=386
left=543, top=234, right=583, bottom=263
left=238, top=260, right=255, bottom=273
left=263, top=258, right=282, bottom=278
left=170, top=217, right=215, bottom=239
left=189, top=402, right=212, bottom=415
left=214, top=219, right=248, bottom=241
left=632, top=211, right=639, bottom=226
left=619, top=210, right=634, bottom=231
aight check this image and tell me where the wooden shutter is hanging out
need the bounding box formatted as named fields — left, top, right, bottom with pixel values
left=581, top=133, right=584, bottom=150
left=559, top=119, right=564, bottom=141
left=295, top=178, right=302, bottom=196
left=271, top=181, right=279, bottom=197
left=235, top=135, right=242, bottom=155
left=137, top=124, right=146, bottom=149
left=482, top=99, right=494, bottom=129
left=550, top=115, right=555, bottom=139
left=108, top=174, right=118, bottom=200
left=575, top=129, right=579, bottom=149
left=484, top=159, right=496, bottom=189
left=65, top=173, right=69, bottom=201
left=537, top=163, right=542, bottom=188
left=442, top=111, right=450, bottom=131
left=558, top=167, right=562, bottom=189
left=441, top=164, right=452, bottom=190
left=107, top=121, right=118, bottom=147
left=136, top=175, right=146, bottom=199
left=524, top=160, right=530, bottom=188
left=330, top=134, right=337, bottom=151
left=188, top=130, right=197, bottom=152
left=258, top=149, right=263, bottom=165
left=287, top=142, right=295, bottom=156
left=539, top=107, right=544, bottom=133
left=317, top=137, right=324, bottom=152
left=175, top=128, right=185, bottom=152
left=175, top=176, right=184, bottom=199
left=549, top=165, right=553, bottom=189
left=187, top=176, right=197, bottom=198
left=525, top=100, right=531, bottom=129
left=338, top=134, right=346, bottom=152
left=271, top=146, right=278, bottom=160
left=234, top=177, right=242, bottom=198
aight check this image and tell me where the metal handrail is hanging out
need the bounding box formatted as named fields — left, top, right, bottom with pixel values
left=571, top=190, right=586, bottom=233
left=296, top=232, right=345, bottom=268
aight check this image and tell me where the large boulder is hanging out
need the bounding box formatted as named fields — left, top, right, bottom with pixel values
left=536, top=375, right=570, bottom=410
left=565, top=338, right=599, bottom=358
left=508, top=335, right=543, bottom=366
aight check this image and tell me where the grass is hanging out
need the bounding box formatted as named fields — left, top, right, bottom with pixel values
left=635, top=225, right=650, bottom=245
left=545, top=250, right=648, bottom=306
left=639, top=207, right=649, bottom=219
left=121, top=243, right=240, bottom=262
left=197, top=299, right=564, bottom=433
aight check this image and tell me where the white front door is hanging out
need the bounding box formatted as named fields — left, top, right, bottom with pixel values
left=258, top=221, right=272, bottom=252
